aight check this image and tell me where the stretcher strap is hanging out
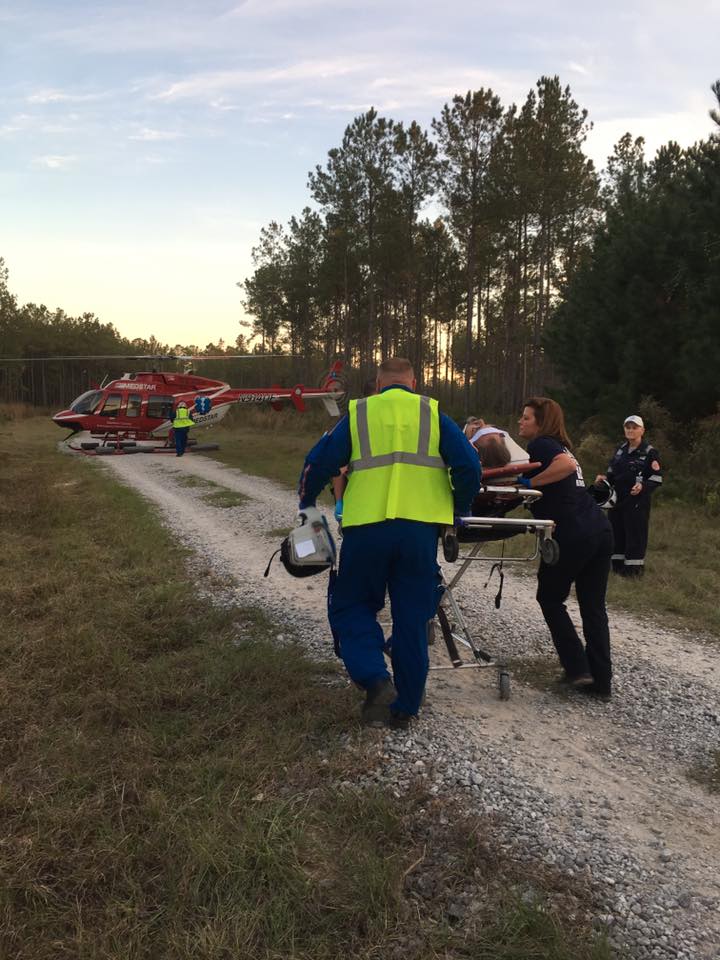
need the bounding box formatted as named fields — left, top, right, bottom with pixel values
left=484, top=559, right=505, bottom=608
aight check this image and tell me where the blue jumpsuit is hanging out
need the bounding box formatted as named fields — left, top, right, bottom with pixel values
left=298, top=386, right=480, bottom=716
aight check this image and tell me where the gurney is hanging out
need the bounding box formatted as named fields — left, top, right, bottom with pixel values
left=430, top=464, right=559, bottom=700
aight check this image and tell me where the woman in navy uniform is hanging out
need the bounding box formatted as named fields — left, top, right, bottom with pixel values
left=595, top=415, right=662, bottom=578
left=518, top=397, right=614, bottom=700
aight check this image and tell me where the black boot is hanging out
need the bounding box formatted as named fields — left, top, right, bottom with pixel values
left=361, top=678, right=396, bottom=726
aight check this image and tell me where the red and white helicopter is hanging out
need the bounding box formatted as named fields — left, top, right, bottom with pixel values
left=38, top=355, right=346, bottom=454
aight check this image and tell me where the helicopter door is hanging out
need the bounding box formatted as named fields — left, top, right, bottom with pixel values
left=146, top=395, right=175, bottom=421
left=126, top=393, right=142, bottom=417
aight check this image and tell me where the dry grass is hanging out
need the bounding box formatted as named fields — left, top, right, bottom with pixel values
left=0, top=400, right=51, bottom=421
left=0, top=417, right=616, bottom=959
left=201, top=488, right=250, bottom=508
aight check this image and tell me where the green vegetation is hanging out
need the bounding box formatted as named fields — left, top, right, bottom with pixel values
left=547, top=132, right=720, bottom=428
left=201, top=488, right=249, bottom=508
left=173, top=475, right=249, bottom=507
left=0, top=417, right=614, bottom=959
left=174, top=474, right=214, bottom=489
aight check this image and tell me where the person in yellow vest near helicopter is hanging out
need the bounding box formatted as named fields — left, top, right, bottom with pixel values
left=172, top=400, right=195, bottom=456
left=298, top=357, right=481, bottom=729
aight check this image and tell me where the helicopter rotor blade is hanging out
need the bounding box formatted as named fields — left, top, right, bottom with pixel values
left=0, top=353, right=288, bottom=362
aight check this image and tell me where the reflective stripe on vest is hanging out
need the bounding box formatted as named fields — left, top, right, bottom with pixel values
left=351, top=395, right=446, bottom=471
left=342, top=390, right=453, bottom=527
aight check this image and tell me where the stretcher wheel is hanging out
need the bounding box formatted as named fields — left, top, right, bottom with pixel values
left=498, top=671, right=511, bottom=700
left=540, top=538, right=560, bottom=566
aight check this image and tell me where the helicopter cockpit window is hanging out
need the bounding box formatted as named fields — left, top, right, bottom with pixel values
left=69, top=390, right=103, bottom=414
left=99, top=393, right=123, bottom=417
left=146, top=395, right=174, bottom=420
left=126, top=393, right=142, bottom=417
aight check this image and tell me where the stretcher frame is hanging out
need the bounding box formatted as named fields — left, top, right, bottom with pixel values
left=430, top=485, right=558, bottom=700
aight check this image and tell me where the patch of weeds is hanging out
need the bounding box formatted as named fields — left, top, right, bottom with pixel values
left=510, top=655, right=571, bottom=697
left=174, top=475, right=215, bottom=489
left=687, top=750, right=720, bottom=794
left=403, top=798, right=615, bottom=960
left=267, top=526, right=293, bottom=538
left=202, top=489, right=249, bottom=508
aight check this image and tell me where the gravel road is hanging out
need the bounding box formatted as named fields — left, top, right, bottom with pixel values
left=99, top=451, right=720, bottom=960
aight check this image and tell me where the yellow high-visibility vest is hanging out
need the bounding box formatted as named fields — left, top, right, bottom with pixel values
left=342, top=388, right=453, bottom=527
left=172, top=406, right=194, bottom=429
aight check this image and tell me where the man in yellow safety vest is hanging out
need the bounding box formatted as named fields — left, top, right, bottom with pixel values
left=298, top=358, right=481, bottom=729
left=171, top=401, right=194, bottom=457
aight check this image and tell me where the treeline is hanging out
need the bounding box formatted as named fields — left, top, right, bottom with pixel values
left=242, top=78, right=720, bottom=426
left=547, top=122, right=720, bottom=428
left=0, top=258, right=259, bottom=407
left=242, top=76, right=599, bottom=416
left=3, top=77, right=718, bottom=429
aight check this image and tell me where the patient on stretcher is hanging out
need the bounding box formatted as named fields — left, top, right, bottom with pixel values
left=463, top=418, right=528, bottom=471
left=462, top=418, right=530, bottom=531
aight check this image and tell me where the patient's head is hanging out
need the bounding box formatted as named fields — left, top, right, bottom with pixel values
left=464, top=418, right=512, bottom=469
left=475, top=433, right=511, bottom=469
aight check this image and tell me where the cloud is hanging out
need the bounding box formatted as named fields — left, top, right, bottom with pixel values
left=27, top=88, right=103, bottom=105
left=152, top=57, right=374, bottom=101
left=585, top=109, right=716, bottom=169
left=33, top=155, right=76, bottom=169
left=220, top=0, right=349, bottom=15
left=128, top=128, right=184, bottom=141
left=210, top=98, right=241, bottom=112
left=567, top=61, right=590, bottom=76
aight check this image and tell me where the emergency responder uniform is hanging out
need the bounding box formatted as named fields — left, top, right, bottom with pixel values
left=524, top=436, right=614, bottom=698
left=171, top=402, right=194, bottom=456
left=606, top=439, right=662, bottom=576
left=298, top=384, right=480, bottom=725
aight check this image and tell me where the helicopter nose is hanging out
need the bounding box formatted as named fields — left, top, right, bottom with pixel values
left=53, top=411, right=81, bottom=431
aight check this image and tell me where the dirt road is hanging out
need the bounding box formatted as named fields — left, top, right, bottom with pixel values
left=101, top=451, right=720, bottom=960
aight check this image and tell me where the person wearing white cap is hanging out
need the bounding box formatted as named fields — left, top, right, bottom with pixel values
left=595, top=416, right=663, bottom=577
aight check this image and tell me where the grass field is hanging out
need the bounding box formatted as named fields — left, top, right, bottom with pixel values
left=0, top=416, right=614, bottom=959
left=204, top=407, right=720, bottom=639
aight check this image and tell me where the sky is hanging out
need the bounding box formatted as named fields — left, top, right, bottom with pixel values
left=1, top=0, right=718, bottom=349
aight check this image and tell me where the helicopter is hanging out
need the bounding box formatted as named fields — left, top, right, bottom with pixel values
left=3, top=354, right=347, bottom=454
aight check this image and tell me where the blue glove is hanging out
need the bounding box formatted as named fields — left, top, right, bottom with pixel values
left=517, top=477, right=532, bottom=489
left=334, top=498, right=343, bottom=521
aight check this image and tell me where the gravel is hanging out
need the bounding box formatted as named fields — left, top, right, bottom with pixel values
left=100, top=451, right=720, bottom=960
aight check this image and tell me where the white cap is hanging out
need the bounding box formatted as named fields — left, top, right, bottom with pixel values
left=624, top=415, right=644, bottom=427
left=469, top=425, right=506, bottom=445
